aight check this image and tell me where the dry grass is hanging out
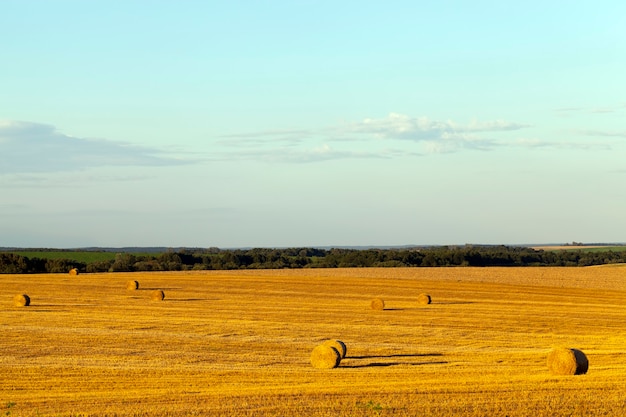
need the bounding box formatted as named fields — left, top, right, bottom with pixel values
left=1, top=266, right=626, bottom=416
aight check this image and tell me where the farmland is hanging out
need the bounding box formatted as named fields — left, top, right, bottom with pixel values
left=531, top=245, right=626, bottom=252
left=2, top=266, right=626, bottom=416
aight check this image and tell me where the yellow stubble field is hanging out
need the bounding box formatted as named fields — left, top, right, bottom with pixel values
left=2, top=266, right=626, bottom=416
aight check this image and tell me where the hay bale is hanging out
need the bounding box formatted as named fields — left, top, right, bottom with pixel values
left=417, top=293, right=432, bottom=305
left=126, top=280, right=139, bottom=290
left=310, top=344, right=341, bottom=369
left=370, top=298, right=385, bottom=311
left=150, top=289, right=165, bottom=301
left=68, top=268, right=79, bottom=276
left=547, top=347, right=589, bottom=375
left=13, top=294, right=30, bottom=307
left=323, top=339, right=347, bottom=359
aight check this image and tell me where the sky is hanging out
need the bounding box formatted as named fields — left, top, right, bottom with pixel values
left=1, top=1, right=625, bottom=248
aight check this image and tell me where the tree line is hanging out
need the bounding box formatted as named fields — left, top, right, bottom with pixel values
left=2, top=245, right=626, bottom=274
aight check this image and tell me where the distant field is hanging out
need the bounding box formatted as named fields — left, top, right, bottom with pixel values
left=2, top=267, right=626, bottom=416
left=531, top=245, right=626, bottom=252
left=576, top=246, right=626, bottom=253
left=2, top=251, right=157, bottom=263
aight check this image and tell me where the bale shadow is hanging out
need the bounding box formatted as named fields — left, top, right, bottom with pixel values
left=18, top=307, right=60, bottom=313
left=349, top=353, right=443, bottom=360
left=342, top=360, right=448, bottom=368
left=24, top=304, right=57, bottom=308
left=435, top=301, right=474, bottom=305
left=341, top=353, right=446, bottom=369
left=138, top=287, right=183, bottom=291
left=20, top=304, right=75, bottom=311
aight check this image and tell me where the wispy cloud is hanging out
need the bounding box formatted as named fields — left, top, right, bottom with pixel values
left=351, top=113, right=529, bottom=139
left=220, top=112, right=624, bottom=159
left=215, top=113, right=532, bottom=159
left=511, top=138, right=613, bottom=150
left=0, top=172, right=157, bottom=189
left=346, top=113, right=530, bottom=152
left=578, top=129, right=626, bottom=138
left=231, top=144, right=422, bottom=163
left=218, top=128, right=319, bottom=146
left=555, top=103, right=626, bottom=115
left=0, top=120, right=192, bottom=175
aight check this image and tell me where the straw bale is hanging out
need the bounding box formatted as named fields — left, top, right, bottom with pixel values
left=68, top=268, right=79, bottom=276
left=150, top=289, right=165, bottom=301
left=323, top=339, right=347, bottom=359
left=13, top=294, right=30, bottom=307
left=126, top=280, right=139, bottom=290
left=417, top=293, right=432, bottom=305
left=547, top=347, right=589, bottom=375
left=310, top=344, right=341, bottom=369
left=370, top=298, right=385, bottom=310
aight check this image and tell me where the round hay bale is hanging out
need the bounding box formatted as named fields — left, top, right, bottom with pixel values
left=370, top=297, right=385, bottom=311
left=13, top=294, right=31, bottom=307
left=547, top=347, right=589, bottom=375
left=417, top=293, right=432, bottom=305
left=126, top=280, right=139, bottom=290
left=310, top=344, right=341, bottom=369
left=68, top=268, right=79, bottom=276
left=150, top=289, right=165, bottom=301
left=323, top=339, right=347, bottom=359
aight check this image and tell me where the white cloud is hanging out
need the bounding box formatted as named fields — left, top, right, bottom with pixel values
left=355, top=113, right=451, bottom=140
left=342, top=114, right=618, bottom=152
left=214, top=113, right=530, bottom=158
left=195, top=113, right=549, bottom=161
left=346, top=113, right=529, bottom=152
left=352, top=113, right=529, bottom=139
left=0, top=120, right=191, bottom=175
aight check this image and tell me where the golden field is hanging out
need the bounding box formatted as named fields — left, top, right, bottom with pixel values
left=2, top=266, right=626, bottom=416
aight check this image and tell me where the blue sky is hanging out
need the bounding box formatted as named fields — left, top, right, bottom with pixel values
left=1, top=1, right=625, bottom=248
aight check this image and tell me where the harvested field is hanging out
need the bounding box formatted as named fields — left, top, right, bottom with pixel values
left=2, top=266, right=626, bottom=416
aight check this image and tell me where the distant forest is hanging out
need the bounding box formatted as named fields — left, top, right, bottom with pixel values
left=2, top=245, right=626, bottom=274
